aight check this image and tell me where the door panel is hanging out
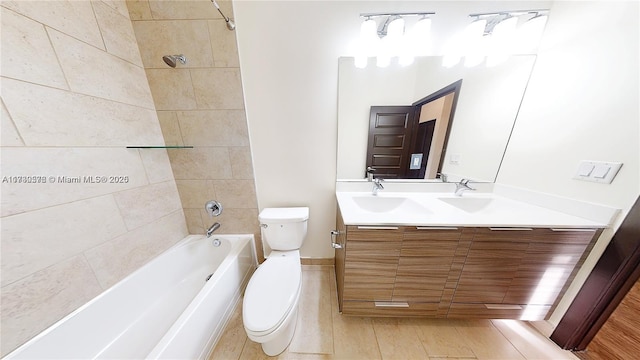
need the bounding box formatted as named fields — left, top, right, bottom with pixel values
left=365, top=106, right=415, bottom=179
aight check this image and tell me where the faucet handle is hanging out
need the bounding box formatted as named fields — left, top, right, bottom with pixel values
left=366, top=167, right=375, bottom=181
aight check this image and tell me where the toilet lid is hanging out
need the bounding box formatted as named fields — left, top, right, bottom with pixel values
left=243, top=254, right=301, bottom=334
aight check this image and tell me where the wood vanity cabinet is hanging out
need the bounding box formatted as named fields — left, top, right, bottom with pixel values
left=335, top=210, right=600, bottom=320
left=448, top=228, right=598, bottom=319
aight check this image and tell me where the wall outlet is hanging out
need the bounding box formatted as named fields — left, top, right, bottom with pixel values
left=449, top=154, right=460, bottom=165
left=573, top=161, right=623, bottom=184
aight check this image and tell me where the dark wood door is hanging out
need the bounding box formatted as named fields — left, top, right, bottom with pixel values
left=365, top=106, right=416, bottom=179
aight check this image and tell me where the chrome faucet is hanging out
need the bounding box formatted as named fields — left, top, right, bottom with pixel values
left=206, top=222, right=221, bottom=238
left=372, top=178, right=384, bottom=195
left=454, top=179, right=475, bottom=196
left=437, top=173, right=448, bottom=182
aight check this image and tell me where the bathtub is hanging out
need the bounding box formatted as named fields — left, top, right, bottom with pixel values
left=5, top=234, right=257, bottom=359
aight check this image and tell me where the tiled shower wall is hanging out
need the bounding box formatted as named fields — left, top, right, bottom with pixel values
left=126, top=0, right=262, bottom=256
left=0, top=1, right=187, bottom=355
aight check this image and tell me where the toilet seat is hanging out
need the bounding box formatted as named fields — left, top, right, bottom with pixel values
left=243, top=251, right=301, bottom=337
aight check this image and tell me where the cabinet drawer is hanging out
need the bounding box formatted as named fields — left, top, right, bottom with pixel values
left=448, top=303, right=551, bottom=320
left=343, top=301, right=440, bottom=317
left=343, top=281, right=394, bottom=301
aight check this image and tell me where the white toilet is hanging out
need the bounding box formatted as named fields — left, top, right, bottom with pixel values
left=242, top=207, right=309, bottom=356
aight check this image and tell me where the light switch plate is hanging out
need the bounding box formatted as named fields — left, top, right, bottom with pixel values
left=574, top=161, right=623, bottom=184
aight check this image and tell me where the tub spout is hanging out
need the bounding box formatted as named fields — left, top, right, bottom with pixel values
left=206, top=222, right=221, bottom=237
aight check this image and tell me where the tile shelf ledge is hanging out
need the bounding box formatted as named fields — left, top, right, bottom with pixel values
left=126, top=146, right=194, bottom=149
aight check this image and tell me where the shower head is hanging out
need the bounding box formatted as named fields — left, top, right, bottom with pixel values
left=211, top=0, right=236, bottom=31
left=162, top=54, right=187, bottom=68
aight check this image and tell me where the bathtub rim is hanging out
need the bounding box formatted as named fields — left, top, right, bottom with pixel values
left=4, top=233, right=257, bottom=359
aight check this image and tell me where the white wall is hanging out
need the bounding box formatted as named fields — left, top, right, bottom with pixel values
left=496, top=1, right=639, bottom=324
left=234, top=0, right=550, bottom=259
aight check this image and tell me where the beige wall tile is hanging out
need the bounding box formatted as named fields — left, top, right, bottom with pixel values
left=1, top=78, right=163, bottom=147
left=125, top=0, right=152, bottom=20
left=212, top=179, right=257, bottom=208
left=147, top=0, right=220, bottom=20
left=176, top=180, right=217, bottom=208
left=156, top=111, right=184, bottom=146
left=177, top=110, right=249, bottom=146
left=47, top=28, right=155, bottom=108
left=0, top=7, right=68, bottom=89
left=168, top=147, right=233, bottom=180
left=139, top=149, right=175, bottom=183
left=1, top=147, right=151, bottom=217
left=208, top=19, right=240, bottom=67
left=0, top=255, right=103, bottom=357
left=94, top=1, right=143, bottom=66
left=191, top=68, right=245, bottom=109
left=146, top=69, right=197, bottom=110
left=184, top=208, right=205, bottom=234
left=229, top=146, right=255, bottom=179
left=1, top=0, right=104, bottom=50
left=132, top=20, right=214, bottom=68
left=0, top=195, right=128, bottom=287
left=113, top=181, right=183, bottom=230
left=202, top=207, right=259, bottom=235
left=84, top=210, right=187, bottom=289
left=1, top=99, right=23, bottom=146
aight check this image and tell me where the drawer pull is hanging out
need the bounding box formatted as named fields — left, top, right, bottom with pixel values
left=357, top=226, right=399, bottom=230
left=550, top=228, right=596, bottom=232
left=484, top=304, right=523, bottom=310
left=416, top=226, right=459, bottom=230
left=489, top=227, right=533, bottom=231
left=374, top=301, right=409, bottom=308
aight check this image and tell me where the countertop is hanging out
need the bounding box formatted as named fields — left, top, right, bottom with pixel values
left=336, top=191, right=609, bottom=228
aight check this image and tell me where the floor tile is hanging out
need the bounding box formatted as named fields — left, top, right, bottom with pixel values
left=372, top=318, right=429, bottom=360
left=212, top=265, right=576, bottom=360
left=454, top=320, right=526, bottom=360
left=491, top=320, right=578, bottom=360
left=414, top=318, right=476, bottom=358
left=289, top=268, right=334, bottom=354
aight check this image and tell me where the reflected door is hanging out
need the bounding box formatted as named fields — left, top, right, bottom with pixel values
left=365, top=106, right=415, bottom=179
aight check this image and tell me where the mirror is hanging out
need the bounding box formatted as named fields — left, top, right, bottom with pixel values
left=337, top=55, right=536, bottom=182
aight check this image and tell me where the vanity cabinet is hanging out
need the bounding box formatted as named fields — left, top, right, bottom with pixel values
left=334, top=211, right=600, bottom=320
left=449, top=228, right=596, bottom=319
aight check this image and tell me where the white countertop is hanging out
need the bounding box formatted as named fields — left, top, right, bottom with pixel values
left=336, top=191, right=609, bottom=228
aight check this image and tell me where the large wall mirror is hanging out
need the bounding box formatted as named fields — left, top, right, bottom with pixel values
left=337, top=55, right=536, bottom=182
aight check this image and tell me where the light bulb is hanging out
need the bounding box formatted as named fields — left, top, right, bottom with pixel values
left=486, top=16, right=518, bottom=67
left=411, top=17, right=432, bottom=56
left=387, top=17, right=405, bottom=38
left=360, top=18, right=377, bottom=40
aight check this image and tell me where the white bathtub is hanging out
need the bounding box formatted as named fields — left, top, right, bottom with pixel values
left=5, top=234, right=257, bottom=359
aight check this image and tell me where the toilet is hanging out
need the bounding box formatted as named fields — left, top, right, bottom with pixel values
left=242, top=207, right=309, bottom=356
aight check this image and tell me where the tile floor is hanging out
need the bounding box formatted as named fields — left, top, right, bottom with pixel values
left=210, top=265, right=578, bottom=360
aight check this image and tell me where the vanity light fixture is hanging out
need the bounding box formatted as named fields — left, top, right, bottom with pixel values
left=443, top=9, right=549, bottom=68
left=354, top=12, right=435, bottom=69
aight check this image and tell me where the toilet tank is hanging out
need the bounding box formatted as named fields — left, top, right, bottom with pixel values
left=259, top=207, right=309, bottom=251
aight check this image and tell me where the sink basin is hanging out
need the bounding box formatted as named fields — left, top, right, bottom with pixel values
left=353, top=196, right=429, bottom=213
left=438, top=197, right=494, bottom=213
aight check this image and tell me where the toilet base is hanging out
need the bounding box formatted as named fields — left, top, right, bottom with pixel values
left=259, top=306, right=299, bottom=356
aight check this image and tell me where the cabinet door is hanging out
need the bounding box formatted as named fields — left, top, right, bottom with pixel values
left=393, top=227, right=463, bottom=303
left=503, top=228, right=596, bottom=306
left=343, top=226, right=402, bottom=302
left=452, top=228, right=531, bottom=304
